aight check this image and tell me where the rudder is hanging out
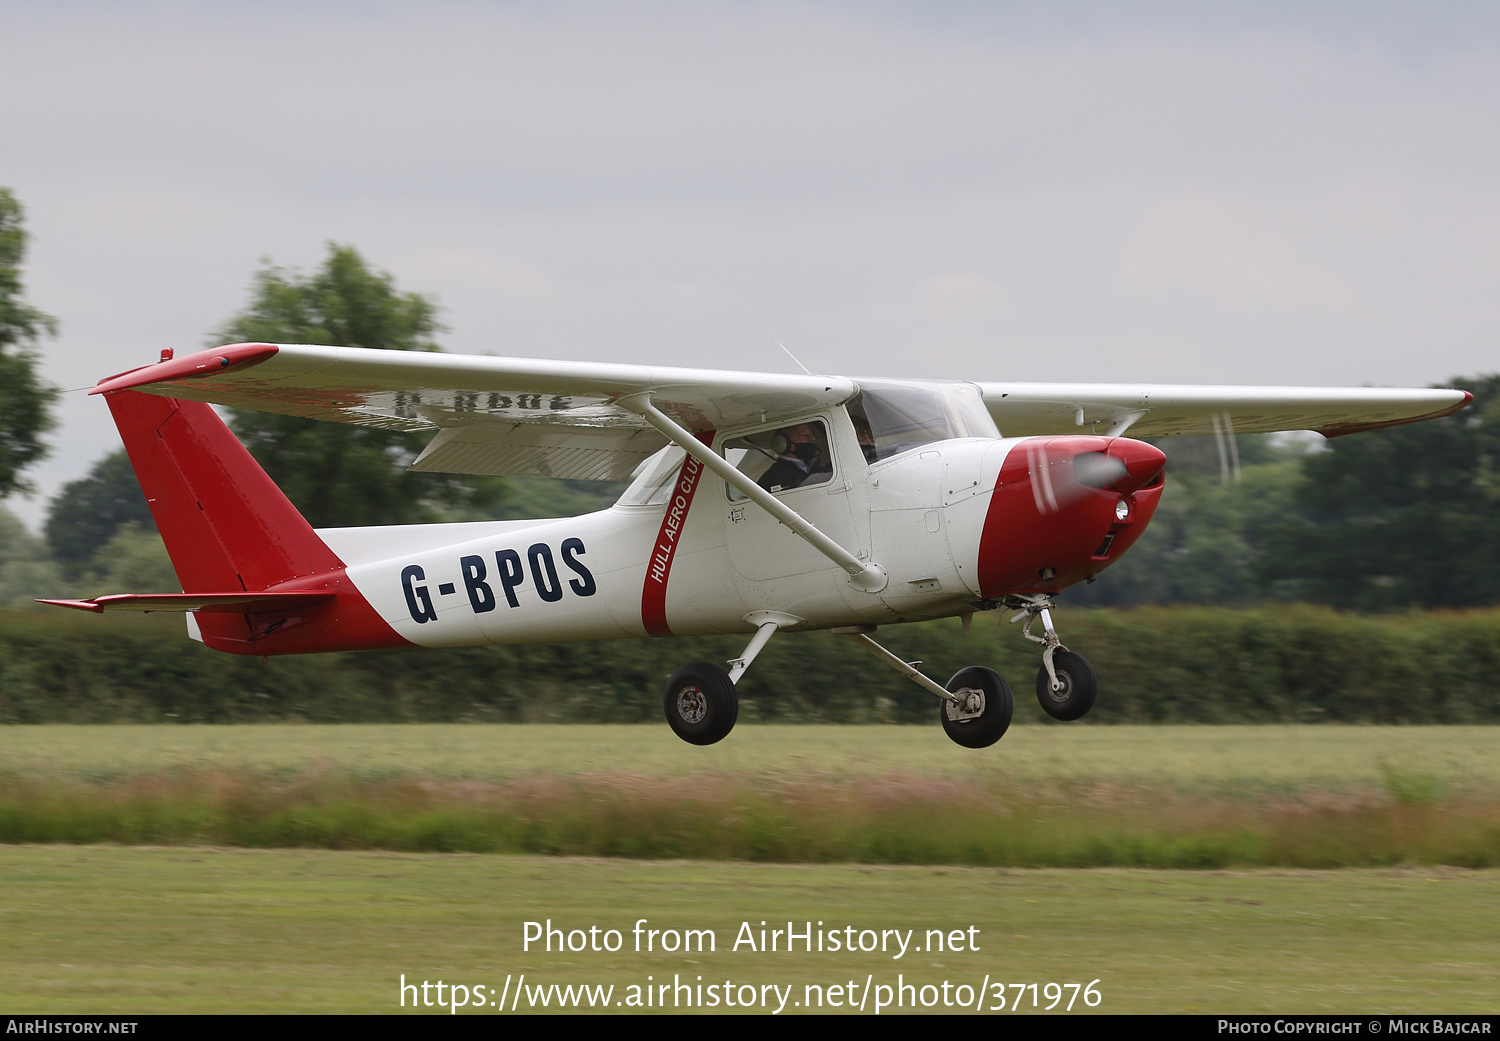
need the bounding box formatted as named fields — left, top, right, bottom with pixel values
left=106, top=389, right=343, bottom=591
left=100, top=388, right=408, bottom=655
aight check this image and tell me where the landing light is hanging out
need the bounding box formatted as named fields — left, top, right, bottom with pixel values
left=1115, top=499, right=1131, bottom=522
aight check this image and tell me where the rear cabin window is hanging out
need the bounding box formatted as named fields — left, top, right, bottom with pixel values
left=616, top=446, right=687, bottom=507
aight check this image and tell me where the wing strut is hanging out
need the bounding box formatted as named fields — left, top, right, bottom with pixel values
left=616, top=393, right=888, bottom=593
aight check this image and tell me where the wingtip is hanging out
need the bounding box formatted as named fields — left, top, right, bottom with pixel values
left=90, top=343, right=280, bottom=395
left=1316, top=389, right=1475, bottom=438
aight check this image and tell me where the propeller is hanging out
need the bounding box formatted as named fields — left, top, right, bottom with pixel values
left=1025, top=439, right=1166, bottom=515
left=1211, top=411, right=1241, bottom=485
left=1072, top=451, right=1129, bottom=489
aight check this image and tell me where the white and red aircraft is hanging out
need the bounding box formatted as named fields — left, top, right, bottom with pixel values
left=43, top=343, right=1470, bottom=747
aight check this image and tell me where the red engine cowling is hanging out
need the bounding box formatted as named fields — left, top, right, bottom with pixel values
left=975, top=436, right=1165, bottom=597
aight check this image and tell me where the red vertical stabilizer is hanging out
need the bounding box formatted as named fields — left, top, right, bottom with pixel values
left=102, top=389, right=411, bottom=656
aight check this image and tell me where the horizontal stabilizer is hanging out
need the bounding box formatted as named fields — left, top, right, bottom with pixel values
left=37, top=591, right=336, bottom=614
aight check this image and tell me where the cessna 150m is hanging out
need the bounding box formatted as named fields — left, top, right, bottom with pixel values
left=43, top=343, right=1470, bottom=748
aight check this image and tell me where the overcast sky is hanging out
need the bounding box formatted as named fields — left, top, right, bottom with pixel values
left=3, top=1, right=1498, bottom=529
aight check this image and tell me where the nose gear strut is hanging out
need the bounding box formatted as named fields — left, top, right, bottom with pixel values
left=1006, top=594, right=1067, bottom=691
left=1003, top=594, right=1099, bottom=721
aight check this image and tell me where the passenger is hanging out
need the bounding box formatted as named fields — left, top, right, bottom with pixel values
left=853, top=416, right=878, bottom=464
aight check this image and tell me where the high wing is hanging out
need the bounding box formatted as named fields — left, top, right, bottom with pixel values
left=977, top=382, right=1470, bottom=439
left=93, top=343, right=1472, bottom=482
left=93, top=343, right=855, bottom=482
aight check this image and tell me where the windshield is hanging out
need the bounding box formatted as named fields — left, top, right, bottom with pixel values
left=848, top=380, right=998, bottom=462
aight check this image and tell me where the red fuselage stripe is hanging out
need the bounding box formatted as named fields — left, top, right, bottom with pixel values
left=640, top=432, right=714, bottom=637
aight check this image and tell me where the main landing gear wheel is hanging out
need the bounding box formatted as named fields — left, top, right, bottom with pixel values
left=939, top=666, right=1014, bottom=749
left=1035, top=650, right=1097, bottom=721
left=664, top=662, right=739, bottom=745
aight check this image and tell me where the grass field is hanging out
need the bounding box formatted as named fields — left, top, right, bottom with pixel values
left=1, top=726, right=1496, bottom=1013
left=0, top=847, right=1494, bottom=1014
left=0, top=725, right=1497, bottom=867
left=2, top=723, right=1498, bottom=787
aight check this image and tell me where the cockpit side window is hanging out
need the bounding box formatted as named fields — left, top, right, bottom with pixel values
left=722, top=420, right=835, bottom=500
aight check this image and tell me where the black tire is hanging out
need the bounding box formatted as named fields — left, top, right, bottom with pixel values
left=939, top=666, right=1013, bottom=749
left=664, top=662, right=739, bottom=745
left=1035, top=650, right=1097, bottom=721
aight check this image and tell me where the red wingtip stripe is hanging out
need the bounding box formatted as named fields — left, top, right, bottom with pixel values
left=1316, top=390, right=1474, bottom=438
left=90, top=343, right=279, bottom=395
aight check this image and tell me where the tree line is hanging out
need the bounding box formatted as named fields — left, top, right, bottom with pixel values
left=2, top=603, right=1496, bottom=724
left=1, top=185, right=1496, bottom=613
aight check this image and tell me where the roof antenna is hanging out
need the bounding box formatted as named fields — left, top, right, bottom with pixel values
left=771, top=336, right=814, bottom=376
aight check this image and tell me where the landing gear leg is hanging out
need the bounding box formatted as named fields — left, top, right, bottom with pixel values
left=834, top=625, right=1014, bottom=748
left=663, top=611, right=802, bottom=745
left=1006, top=595, right=1098, bottom=721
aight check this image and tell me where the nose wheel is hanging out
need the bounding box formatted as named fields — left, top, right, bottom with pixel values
left=1006, top=595, right=1099, bottom=721
left=1034, top=649, right=1097, bottom=721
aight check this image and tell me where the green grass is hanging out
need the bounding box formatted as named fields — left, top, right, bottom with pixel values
left=1, top=723, right=1498, bottom=788
left=0, top=726, right=1497, bottom=867
left=1, top=727, right=1497, bottom=1013
left=0, top=847, right=1494, bottom=1014
left=2, top=766, right=1497, bottom=867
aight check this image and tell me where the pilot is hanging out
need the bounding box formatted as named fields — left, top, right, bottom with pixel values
left=758, top=423, right=829, bottom=492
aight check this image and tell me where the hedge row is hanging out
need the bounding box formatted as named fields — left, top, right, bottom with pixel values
left=0, top=605, right=1496, bottom=724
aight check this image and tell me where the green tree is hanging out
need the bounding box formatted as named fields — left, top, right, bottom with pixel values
left=44, top=449, right=157, bottom=577
left=0, top=188, right=58, bottom=498
left=1259, top=375, right=1500, bottom=610
left=1067, top=435, right=1308, bottom=607
left=77, top=522, right=178, bottom=596
left=213, top=245, right=508, bottom=527
left=0, top=506, right=64, bottom=607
